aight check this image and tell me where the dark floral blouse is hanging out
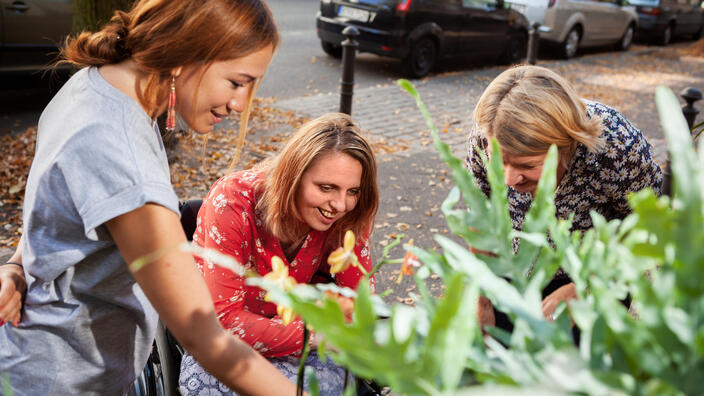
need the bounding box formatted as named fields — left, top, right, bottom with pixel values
left=466, top=101, right=663, bottom=284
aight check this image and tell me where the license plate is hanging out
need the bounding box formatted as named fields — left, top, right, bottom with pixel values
left=338, top=5, right=370, bottom=22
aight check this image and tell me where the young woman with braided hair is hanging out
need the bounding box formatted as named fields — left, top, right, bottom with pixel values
left=0, top=1, right=301, bottom=394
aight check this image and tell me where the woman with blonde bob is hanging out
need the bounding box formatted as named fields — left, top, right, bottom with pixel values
left=467, top=65, right=662, bottom=330
left=179, top=113, right=379, bottom=395
left=0, top=0, right=302, bottom=395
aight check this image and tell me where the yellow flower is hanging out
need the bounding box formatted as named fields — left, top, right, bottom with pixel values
left=327, top=230, right=366, bottom=275
left=263, top=256, right=297, bottom=325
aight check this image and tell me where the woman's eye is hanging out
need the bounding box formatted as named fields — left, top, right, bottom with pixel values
left=230, top=80, right=244, bottom=89
left=348, top=189, right=360, bottom=196
left=319, top=185, right=332, bottom=192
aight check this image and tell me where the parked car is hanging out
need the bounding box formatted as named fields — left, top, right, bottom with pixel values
left=316, top=0, right=531, bottom=78
left=0, top=0, right=72, bottom=74
left=628, top=0, right=703, bottom=45
left=505, top=0, right=638, bottom=59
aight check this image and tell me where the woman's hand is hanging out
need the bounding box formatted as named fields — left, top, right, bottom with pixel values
left=0, top=234, right=26, bottom=327
left=0, top=264, right=26, bottom=326
left=541, top=283, right=576, bottom=321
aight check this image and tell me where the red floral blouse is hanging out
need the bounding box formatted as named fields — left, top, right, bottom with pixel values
left=192, top=169, right=374, bottom=357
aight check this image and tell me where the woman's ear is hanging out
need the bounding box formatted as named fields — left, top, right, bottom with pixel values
left=171, top=66, right=183, bottom=78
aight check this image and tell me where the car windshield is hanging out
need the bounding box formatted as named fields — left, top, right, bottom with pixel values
left=626, top=0, right=660, bottom=6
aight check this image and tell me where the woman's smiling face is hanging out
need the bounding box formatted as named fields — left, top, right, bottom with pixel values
left=295, top=152, right=363, bottom=232
left=496, top=150, right=569, bottom=196
left=174, top=44, right=273, bottom=134
left=501, top=152, right=547, bottom=195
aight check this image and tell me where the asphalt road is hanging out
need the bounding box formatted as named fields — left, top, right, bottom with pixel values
left=259, top=0, right=402, bottom=99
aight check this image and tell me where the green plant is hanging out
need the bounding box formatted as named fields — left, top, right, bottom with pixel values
left=250, top=83, right=703, bottom=395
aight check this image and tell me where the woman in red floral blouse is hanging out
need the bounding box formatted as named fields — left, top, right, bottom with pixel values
left=179, top=113, right=379, bottom=395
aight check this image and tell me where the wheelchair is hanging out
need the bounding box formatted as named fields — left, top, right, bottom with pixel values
left=129, top=200, right=385, bottom=396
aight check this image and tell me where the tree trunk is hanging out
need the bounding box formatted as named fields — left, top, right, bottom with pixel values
left=72, top=0, right=134, bottom=33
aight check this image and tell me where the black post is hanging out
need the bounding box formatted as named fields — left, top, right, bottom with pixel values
left=340, top=26, right=359, bottom=115
left=680, top=87, right=702, bottom=131
left=527, top=22, right=540, bottom=65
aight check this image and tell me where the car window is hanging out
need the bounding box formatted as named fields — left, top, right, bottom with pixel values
left=424, top=0, right=462, bottom=5
left=626, top=0, right=659, bottom=6
left=354, top=0, right=403, bottom=5
left=462, top=0, right=493, bottom=8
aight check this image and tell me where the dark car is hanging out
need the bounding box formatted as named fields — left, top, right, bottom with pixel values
left=316, top=0, right=531, bottom=78
left=629, top=0, right=703, bottom=45
left=0, top=0, right=72, bottom=74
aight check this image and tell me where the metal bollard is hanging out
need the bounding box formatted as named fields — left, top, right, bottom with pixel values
left=680, top=87, right=702, bottom=131
left=527, top=22, right=540, bottom=65
left=339, top=26, right=359, bottom=115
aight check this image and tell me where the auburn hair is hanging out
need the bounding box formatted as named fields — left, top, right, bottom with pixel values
left=473, top=65, right=604, bottom=168
left=255, top=113, right=379, bottom=248
left=60, top=0, right=279, bottom=163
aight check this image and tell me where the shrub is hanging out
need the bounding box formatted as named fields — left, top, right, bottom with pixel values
left=251, top=82, right=703, bottom=396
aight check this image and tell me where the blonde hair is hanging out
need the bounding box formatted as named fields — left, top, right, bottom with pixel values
left=473, top=65, right=603, bottom=167
left=255, top=113, right=378, bottom=247
left=60, top=0, right=279, bottom=164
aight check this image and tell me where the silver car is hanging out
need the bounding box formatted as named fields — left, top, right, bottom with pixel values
left=507, top=0, right=638, bottom=58
left=0, top=0, right=72, bottom=73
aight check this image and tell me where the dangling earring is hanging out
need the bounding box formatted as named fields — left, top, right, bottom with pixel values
left=165, top=75, right=176, bottom=133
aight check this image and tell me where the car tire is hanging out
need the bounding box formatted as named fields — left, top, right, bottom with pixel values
left=321, top=41, right=343, bottom=58
left=501, top=32, right=527, bottom=64
left=659, top=24, right=673, bottom=46
left=617, top=24, right=635, bottom=51
left=402, top=37, right=437, bottom=79
left=561, top=27, right=581, bottom=59
left=692, top=24, right=703, bottom=41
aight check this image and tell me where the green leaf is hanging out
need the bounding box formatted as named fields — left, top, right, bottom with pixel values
left=304, top=366, right=320, bottom=396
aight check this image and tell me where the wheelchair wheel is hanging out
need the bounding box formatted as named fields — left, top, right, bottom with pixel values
left=128, top=352, right=163, bottom=396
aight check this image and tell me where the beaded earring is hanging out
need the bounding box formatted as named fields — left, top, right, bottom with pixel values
left=165, top=75, right=176, bottom=133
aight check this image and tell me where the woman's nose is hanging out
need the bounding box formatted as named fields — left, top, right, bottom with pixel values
left=330, top=193, right=347, bottom=212
left=227, top=89, right=249, bottom=113
left=504, top=165, right=523, bottom=187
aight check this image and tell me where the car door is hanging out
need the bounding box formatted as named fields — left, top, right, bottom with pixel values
left=579, top=0, right=623, bottom=43
left=411, top=0, right=465, bottom=55
left=675, top=0, right=702, bottom=35
left=461, top=0, right=511, bottom=55
left=0, top=0, right=72, bottom=70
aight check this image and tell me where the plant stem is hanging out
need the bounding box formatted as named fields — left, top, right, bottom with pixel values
left=297, top=325, right=311, bottom=396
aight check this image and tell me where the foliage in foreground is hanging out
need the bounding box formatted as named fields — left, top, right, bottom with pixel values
left=251, top=83, right=703, bottom=395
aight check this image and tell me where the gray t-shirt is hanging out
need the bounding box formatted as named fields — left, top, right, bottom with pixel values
left=0, top=67, right=179, bottom=395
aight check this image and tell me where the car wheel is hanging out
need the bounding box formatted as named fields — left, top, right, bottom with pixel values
left=659, top=24, right=672, bottom=46
left=321, top=41, right=343, bottom=59
left=618, top=24, right=634, bottom=51
left=402, top=37, right=437, bottom=78
left=561, top=27, right=581, bottom=59
left=692, top=24, right=703, bottom=41
left=501, top=32, right=527, bottom=64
